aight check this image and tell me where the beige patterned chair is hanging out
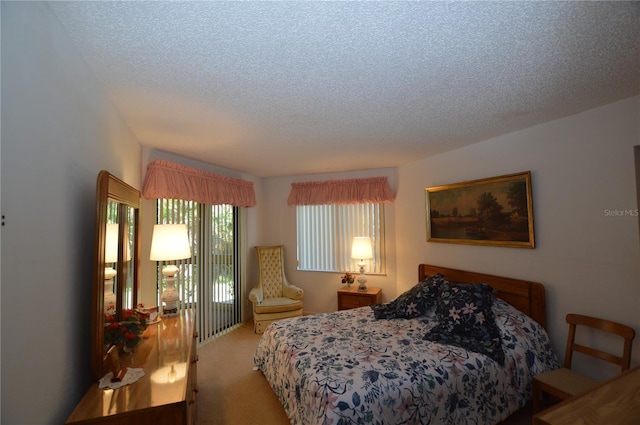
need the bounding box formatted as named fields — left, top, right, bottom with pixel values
left=249, top=245, right=304, bottom=333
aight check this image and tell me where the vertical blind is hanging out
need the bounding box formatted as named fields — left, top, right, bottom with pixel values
left=157, top=199, right=241, bottom=344
left=296, top=203, right=385, bottom=274
left=290, top=176, right=392, bottom=275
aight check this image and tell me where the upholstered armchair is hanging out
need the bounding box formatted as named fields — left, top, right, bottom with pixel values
left=249, top=245, right=304, bottom=334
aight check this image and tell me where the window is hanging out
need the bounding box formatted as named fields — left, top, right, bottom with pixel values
left=157, top=199, right=242, bottom=343
left=296, top=203, right=385, bottom=274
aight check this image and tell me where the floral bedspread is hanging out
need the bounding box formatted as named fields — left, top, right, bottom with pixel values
left=254, top=298, right=559, bottom=425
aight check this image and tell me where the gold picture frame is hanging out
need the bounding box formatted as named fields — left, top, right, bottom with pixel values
left=425, top=171, right=535, bottom=248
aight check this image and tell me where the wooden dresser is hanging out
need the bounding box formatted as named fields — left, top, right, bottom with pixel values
left=337, top=287, right=382, bottom=310
left=66, top=310, right=198, bottom=425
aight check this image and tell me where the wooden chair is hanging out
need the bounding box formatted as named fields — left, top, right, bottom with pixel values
left=532, top=313, right=635, bottom=413
left=248, top=245, right=304, bottom=334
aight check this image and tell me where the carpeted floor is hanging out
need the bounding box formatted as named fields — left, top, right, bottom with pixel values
left=195, top=320, right=533, bottom=425
left=196, top=321, right=289, bottom=425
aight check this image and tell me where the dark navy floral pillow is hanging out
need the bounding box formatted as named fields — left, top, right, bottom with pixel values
left=370, top=273, right=446, bottom=319
left=423, top=282, right=505, bottom=365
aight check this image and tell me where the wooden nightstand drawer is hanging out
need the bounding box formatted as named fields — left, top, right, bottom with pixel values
left=337, top=287, right=382, bottom=311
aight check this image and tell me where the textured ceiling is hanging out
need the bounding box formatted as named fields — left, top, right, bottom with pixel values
left=49, top=1, right=640, bottom=177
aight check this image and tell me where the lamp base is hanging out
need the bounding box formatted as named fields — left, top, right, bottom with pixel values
left=162, top=306, right=179, bottom=317
left=161, top=268, right=180, bottom=317
left=161, top=287, right=179, bottom=317
left=356, top=264, right=368, bottom=292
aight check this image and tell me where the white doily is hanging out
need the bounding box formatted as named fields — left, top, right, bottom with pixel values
left=99, top=367, right=145, bottom=389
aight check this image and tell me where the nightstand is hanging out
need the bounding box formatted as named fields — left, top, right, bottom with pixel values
left=337, top=287, right=382, bottom=310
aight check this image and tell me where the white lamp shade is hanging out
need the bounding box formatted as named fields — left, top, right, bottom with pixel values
left=351, top=236, right=373, bottom=260
left=105, top=223, right=119, bottom=263
left=150, top=224, right=191, bottom=261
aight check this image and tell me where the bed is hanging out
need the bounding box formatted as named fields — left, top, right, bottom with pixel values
left=254, top=264, right=560, bottom=425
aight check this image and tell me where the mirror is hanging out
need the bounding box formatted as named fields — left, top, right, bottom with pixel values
left=92, top=171, right=141, bottom=380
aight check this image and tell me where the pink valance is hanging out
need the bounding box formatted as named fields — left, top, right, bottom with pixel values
left=288, top=176, right=395, bottom=206
left=142, top=159, right=256, bottom=207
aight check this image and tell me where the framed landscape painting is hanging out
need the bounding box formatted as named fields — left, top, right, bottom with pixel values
left=425, top=171, right=535, bottom=248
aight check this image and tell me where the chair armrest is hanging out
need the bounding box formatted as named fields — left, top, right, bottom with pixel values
left=283, top=284, right=304, bottom=300
left=249, top=287, right=263, bottom=304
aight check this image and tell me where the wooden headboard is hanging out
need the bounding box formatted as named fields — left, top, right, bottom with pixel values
left=419, top=264, right=547, bottom=329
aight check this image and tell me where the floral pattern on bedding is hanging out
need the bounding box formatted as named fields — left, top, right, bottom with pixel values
left=254, top=298, right=559, bottom=425
left=425, top=282, right=505, bottom=366
left=370, top=273, right=444, bottom=320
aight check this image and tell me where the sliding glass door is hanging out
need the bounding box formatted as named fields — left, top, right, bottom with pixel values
left=157, top=199, right=242, bottom=344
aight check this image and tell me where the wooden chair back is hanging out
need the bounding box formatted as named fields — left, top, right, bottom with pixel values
left=564, top=313, right=635, bottom=372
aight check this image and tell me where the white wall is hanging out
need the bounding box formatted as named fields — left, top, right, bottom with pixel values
left=1, top=3, right=142, bottom=423
left=395, top=96, right=640, bottom=379
left=258, top=168, right=398, bottom=314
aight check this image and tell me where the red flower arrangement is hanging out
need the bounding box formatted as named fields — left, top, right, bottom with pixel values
left=341, top=272, right=355, bottom=285
left=104, top=304, right=148, bottom=350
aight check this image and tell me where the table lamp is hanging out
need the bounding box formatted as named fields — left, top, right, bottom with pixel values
left=351, top=236, right=373, bottom=292
left=150, top=224, right=191, bottom=317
